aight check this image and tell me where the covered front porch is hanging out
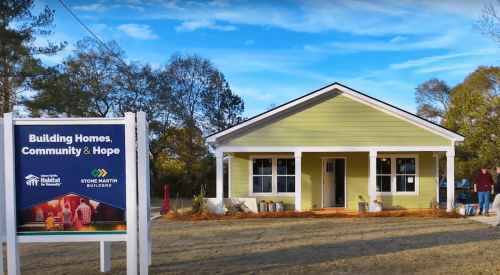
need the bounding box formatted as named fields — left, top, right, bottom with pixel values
left=214, top=146, right=457, bottom=214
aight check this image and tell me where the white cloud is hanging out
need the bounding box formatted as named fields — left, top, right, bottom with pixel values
left=304, top=32, right=461, bottom=54
left=245, top=40, right=254, bottom=45
left=127, top=5, right=145, bottom=12
left=117, top=24, right=159, bottom=40
left=139, top=0, right=494, bottom=39
left=81, top=15, right=96, bottom=20
left=416, top=63, right=476, bottom=74
left=91, top=23, right=109, bottom=32
left=336, top=77, right=417, bottom=111
left=231, top=86, right=275, bottom=101
left=174, top=20, right=237, bottom=32
left=390, top=36, right=408, bottom=43
left=405, top=0, right=490, bottom=19
left=151, top=0, right=184, bottom=11
left=208, top=0, right=230, bottom=7
left=211, top=50, right=335, bottom=83
left=389, top=50, right=497, bottom=70
left=72, top=4, right=108, bottom=12
left=125, top=0, right=142, bottom=3
left=110, top=4, right=122, bottom=8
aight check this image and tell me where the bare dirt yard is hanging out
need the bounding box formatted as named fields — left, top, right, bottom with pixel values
left=5, top=202, right=500, bottom=274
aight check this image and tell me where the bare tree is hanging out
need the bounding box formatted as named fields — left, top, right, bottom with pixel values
left=414, top=78, right=451, bottom=123
left=474, top=1, right=500, bottom=44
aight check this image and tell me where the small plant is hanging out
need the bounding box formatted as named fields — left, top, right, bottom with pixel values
left=172, top=195, right=179, bottom=214
left=429, top=198, right=446, bottom=211
left=192, top=185, right=207, bottom=214
left=357, top=196, right=365, bottom=202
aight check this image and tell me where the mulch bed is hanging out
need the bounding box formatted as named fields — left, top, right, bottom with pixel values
left=164, top=209, right=462, bottom=221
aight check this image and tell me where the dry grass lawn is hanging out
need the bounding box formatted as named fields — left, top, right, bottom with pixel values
left=8, top=214, right=500, bottom=274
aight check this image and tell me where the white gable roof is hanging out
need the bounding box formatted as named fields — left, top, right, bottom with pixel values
left=206, top=82, right=464, bottom=144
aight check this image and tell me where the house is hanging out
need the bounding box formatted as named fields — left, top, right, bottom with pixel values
left=206, top=83, right=464, bottom=213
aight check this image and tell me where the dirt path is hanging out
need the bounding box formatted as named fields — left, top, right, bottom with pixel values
left=6, top=215, right=500, bottom=274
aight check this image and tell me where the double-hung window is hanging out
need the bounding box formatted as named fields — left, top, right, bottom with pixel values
left=396, top=158, right=416, bottom=192
left=376, top=158, right=392, bottom=192
left=277, top=159, right=295, bottom=192
left=251, top=156, right=295, bottom=195
left=252, top=158, right=272, bottom=193
left=376, top=155, right=418, bottom=195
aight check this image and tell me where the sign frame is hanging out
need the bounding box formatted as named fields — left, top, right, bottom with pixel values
left=4, top=113, right=138, bottom=274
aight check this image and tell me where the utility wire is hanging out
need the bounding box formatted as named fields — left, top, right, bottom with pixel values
left=58, top=0, right=129, bottom=68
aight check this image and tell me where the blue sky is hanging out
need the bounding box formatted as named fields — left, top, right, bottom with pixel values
left=33, top=0, right=500, bottom=118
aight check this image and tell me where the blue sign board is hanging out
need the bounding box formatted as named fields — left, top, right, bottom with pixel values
left=14, top=125, right=126, bottom=211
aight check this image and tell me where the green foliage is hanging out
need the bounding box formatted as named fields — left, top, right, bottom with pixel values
left=0, top=0, right=66, bottom=115
left=152, top=53, right=243, bottom=196
left=443, top=66, right=500, bottom=179
left=192, top=186, right=207, bottom=214
left=24, top=37, right=244, bottom=198
left=26, top=37, right=128, bottom=117
left=155, top=127, right=214, bottom=197
left=417, top=66, right=500, bottom=181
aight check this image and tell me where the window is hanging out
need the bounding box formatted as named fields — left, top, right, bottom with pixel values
left=376, top=155, right=418, bottom=195
left=252, top=158, right=272, bottom=193
left=376, top=158, right=391, bottom=192
left=277, top=159, right=295, bottom=193
left=396, top=158, right=416, bottom=192
left=250, top=156, right=295, bottom=195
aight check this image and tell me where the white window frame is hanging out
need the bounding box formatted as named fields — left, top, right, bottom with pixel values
left=249, top=155, right=295, bottom=196
left=376, top=154, right=419, bottom=196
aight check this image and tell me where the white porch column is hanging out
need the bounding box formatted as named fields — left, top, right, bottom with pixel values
left=216, top=149, right=224, bottom=214
left=295, top=151, right=302, bottom=212
left=228, top=154, right=233, bottom=199
left=369, top=151, right=377, bottom=205
left=433, top=153, right=440, bottom=204
left=446, top=150, right=455, bottom=212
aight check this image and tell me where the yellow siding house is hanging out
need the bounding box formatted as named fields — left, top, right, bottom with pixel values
left=206, top=83, right=464, bottom=213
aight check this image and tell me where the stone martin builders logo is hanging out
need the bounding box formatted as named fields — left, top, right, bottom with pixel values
left=82, top=168, right=117, bottom=188
left=91, top=168, right=107, bottom=177
left=25, top=174, right=39, bottom=186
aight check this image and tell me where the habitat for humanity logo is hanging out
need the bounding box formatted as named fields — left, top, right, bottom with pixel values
left=25, top=174, right=39, bottom=186
left=25, top=174, right=62, bottom=187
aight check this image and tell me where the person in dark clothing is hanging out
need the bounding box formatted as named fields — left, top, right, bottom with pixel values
left=474, top=165, right=495, bottom=216
left=493, top=167, right=500, bottom=226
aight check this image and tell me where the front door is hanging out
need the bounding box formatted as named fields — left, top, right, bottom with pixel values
left=323, top=159, right=335, bottom=207
left=323, top=158, right=346, bottom=208
left=334, top=159, right=345, bottom=207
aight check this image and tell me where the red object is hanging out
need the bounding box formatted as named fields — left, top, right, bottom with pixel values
left=161, top=185, right=170, bottom=214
